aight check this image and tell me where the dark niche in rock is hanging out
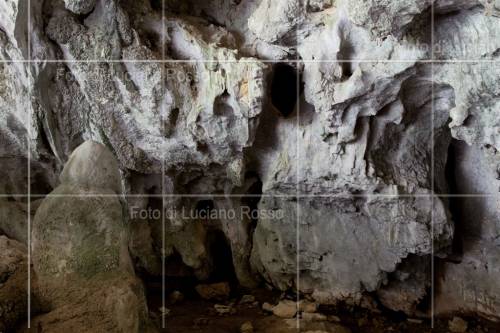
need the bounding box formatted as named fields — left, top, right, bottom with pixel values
left=206, top=229, right=238, bottom=286
left=271, top=63, right=298, bottom=117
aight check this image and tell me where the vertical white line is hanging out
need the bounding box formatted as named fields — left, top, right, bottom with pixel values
left=161, top=0, right=166, bottom=329
left=295, top=1, right=301, bottom=332
left=27, top=0, right=32, bottom=329
left=430, top=0, right=436, bottom=329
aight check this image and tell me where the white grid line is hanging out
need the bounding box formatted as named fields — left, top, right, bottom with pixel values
left=431, top=1, right=436, bottom=328
left=2, top=193, right=499, bottom=198
left=161, top=0, right=167, bottom=329
left=0, top=59, right=498, bottom=64
left=27, top=0, right=32, bottom=328
left=296, top=1, right=301, bottom=331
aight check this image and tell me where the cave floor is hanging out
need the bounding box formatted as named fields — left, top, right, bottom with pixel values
left=144, top=284, right=500, bottom=333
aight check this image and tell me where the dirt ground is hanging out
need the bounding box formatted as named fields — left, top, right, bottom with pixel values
left=144, top=280, right=500, bottom=333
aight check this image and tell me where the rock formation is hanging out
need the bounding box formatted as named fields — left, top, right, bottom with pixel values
left=30, top=141, right=153, bottom=332
left=0, top=236, right=29, bottom=331
left=0, top=0, right=499, bottom=330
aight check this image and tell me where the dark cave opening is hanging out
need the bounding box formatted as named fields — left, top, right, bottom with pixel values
left=206, top=230, right=238, bottom=286
left=271, top=63, right=299, bottom=117
left=195, top=199, right=216, bottom=215
left=149, top=0, right=162, bottom=11
left=194, top=200, right=239, bottom=286
left=169, top=108, right=180, bottom=127
left=445, top=139, right=464, bottom=258
left=141, top=250, right=199, bottom=309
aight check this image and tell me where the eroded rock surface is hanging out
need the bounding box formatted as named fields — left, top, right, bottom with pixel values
left=0, top=0, right=499, bottom=326
left=0, top=236, right=29, bottom=332
left=31, top=141, right=153, bottom=332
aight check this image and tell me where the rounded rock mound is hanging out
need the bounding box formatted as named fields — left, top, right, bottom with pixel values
left=59, top=140, right=122, bottom=194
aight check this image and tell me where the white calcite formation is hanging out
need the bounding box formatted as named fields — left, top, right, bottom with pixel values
left=0, top=0, right=499, bottom=329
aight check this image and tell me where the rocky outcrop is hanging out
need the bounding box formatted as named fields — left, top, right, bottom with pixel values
left=31, top=141, right=154, bottom=332
left=0, top=0, right=499, bottom=326
left=0, top=236, right=29, bottom=331
left=64, top=0, right=97, bottom=15
left=435, top=140, right=500, bottom=319
left=0, top=200, right=30, bottom=243
left=25, top=274, right=153, bottom=333
left=431, top=61, right=500, bottom=320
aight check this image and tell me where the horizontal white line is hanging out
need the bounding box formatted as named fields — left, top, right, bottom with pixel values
left=2, top=193, right=499, bottom=198
left=0, top=59, right=498, bottom=64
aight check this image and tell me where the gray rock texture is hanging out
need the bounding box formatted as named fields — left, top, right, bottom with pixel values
left=0, top=236, right=29, bottom=332
left=64, top=0, right=97, bottom=15
left=31, top=141, right=153, bottom=332
left=0, top=0, right=499, bottom=326
left=59, top=140, right=123, bottom=194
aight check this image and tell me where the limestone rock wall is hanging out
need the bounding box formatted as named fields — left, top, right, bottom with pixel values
left=0, top=0, right=499, bottom=328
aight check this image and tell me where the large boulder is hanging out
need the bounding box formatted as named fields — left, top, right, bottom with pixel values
left=59, top=140, right=123, bottom=195
left=31, top=141, right=154, bottom=332
left=24, top=275, right=153, bottom=333
left=32, top=184, right=130, bottom=285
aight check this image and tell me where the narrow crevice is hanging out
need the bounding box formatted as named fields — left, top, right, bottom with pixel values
left=164, top=107, right=179, bottom=137
left=336, top=27, right=357, bottom=79
left=31, top=119, right=57, bottom=195
left=445, top=139, right=464, bottom=260
left=206, top=230, right=238, bottom=286
left=241, top=172, right=263, bottom=256
left=169, top=108, right=180, bottom=128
